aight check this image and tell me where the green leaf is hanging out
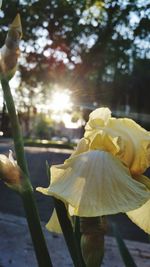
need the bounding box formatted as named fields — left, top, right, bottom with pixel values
left=53, top=198, right=83, bottom=267
left=112, top=223, right=137, bottom=267
left=74, top=217, right=86, bottom=267
left=46, top=167, right=83, bottom=267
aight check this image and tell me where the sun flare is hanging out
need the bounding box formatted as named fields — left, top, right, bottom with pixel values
left=50, top=90, right=72, bottom=112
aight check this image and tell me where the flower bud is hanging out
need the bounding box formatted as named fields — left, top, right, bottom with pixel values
left=0, top=151, right=23, bottom=191
left=0, top=14, right=22, bottom=80
left=80, top=216, right=107, bottom=267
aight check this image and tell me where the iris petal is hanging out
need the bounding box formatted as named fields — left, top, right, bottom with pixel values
left=85, top=108, right=150, bottom=175
left=37, top=150, right=150, bottom=217
left=46, top=209, right=62, bottom=234
left=127, top=199, right=150, bottom=234
left=70, top=138, right=89, bottom=158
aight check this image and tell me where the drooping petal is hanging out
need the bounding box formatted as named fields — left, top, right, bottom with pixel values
left=84, top=108, right=150, bottom=175
left=37, top=150, right=150, bottom=217
left=46, top=209, right=62, bottom=234
left=126, top=174, right=150, bottom=233
left=127, top=199, right=150, bottom=234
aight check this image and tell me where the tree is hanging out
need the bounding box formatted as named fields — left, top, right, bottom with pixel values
left=0, top=0, right=150, bottom=116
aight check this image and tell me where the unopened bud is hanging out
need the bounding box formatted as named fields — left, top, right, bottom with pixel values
left=80, top=216, right=107, bottom=267
left=0, top=151, right=22, bottom=191
left=0, top=14, right=22, bottom=80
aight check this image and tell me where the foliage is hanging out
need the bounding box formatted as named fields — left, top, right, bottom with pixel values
left=24, top=138, right=74, bottom=149
left=34, top=113, right=53, bottom=139
left=0, top=0, right=150, bottom=113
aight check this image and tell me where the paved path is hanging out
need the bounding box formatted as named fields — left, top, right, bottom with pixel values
left=0, top=212, right=150, bottom=267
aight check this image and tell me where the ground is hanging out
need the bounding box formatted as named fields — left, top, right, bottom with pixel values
left=0, top=212, right=150, bottom=267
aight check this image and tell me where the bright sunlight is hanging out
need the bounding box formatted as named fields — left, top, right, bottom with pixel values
left=50, top=90, right=73, bottom=112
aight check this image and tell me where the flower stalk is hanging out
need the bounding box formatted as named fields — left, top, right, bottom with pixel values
left=1, top=78, right=53, bottom=267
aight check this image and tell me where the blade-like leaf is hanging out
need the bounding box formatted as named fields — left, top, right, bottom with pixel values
left=46, top=166, right=83, bottom=267
left=112, top=223, right=137, bottom=267
left=74, top=217, right=86, bottom=267
left=53, top=198, right=83, bottom=267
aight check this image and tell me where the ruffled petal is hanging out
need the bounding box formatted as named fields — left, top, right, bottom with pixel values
left=89, top=133, right=120, bottom=155
left=110, top=119, right=150, bottom=175
left=70, top=138, right=89, bottom=158
left=38, top=150, right=150, bottom=217
left=85, top=107, right=111, bottom=130
left=127, top=199, right=150, bottom=234
left=84, top=108, right=150, bottom=175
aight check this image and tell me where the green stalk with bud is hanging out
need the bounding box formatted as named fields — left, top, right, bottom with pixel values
left=80, top=217, right=107, bottom=267
left=0, top=14, right=53, bottom=267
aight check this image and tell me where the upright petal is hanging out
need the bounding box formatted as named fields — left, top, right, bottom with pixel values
left=89, top=133, right=120, bottom=155
left=85, top=107, right=111, bottom=131
left=108, top=118, right=150, bottom=174
left=84, top=108, right=150, bottom=175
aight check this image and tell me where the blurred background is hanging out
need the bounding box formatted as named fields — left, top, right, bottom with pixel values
left=0, top=0, right=150, bottom=243
left=0, top=0, right=150, bottom=140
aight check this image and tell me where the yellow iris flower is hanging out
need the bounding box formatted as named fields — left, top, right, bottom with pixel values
left=37, top=108, right=150, bottom=234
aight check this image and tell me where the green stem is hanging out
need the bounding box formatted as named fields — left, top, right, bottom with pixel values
left=53, top=198, right=83, bottom=267
left=1, top=78, right=53, bottom=267
left=22, top=189, right=53, bottom=267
